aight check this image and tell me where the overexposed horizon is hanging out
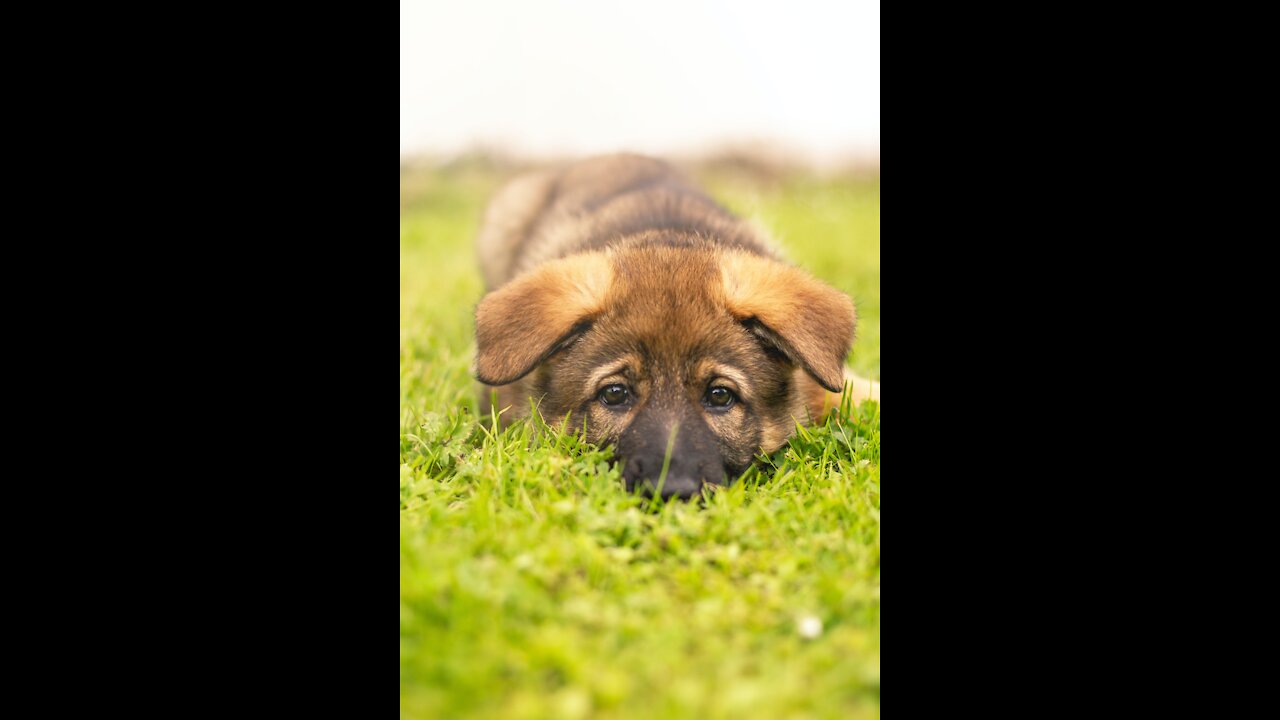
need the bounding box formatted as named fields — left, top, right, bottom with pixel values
left=400, top=0, right=880, bottom=167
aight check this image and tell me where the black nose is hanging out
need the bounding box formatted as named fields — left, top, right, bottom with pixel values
left=622, top=455, right=708, bottom=500
left=616, top=406, right=725, bottom=501
left=655, top=476, right=702, bottom=500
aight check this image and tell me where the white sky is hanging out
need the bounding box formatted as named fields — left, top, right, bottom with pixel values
left=400, top=0, right=880, bottom=165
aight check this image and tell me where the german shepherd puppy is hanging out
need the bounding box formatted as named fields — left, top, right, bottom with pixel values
left=474, top=154, right=879, bottom=499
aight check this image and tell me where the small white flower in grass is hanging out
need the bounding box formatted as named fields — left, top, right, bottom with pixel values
left=798, top=615, right=823, bottom=639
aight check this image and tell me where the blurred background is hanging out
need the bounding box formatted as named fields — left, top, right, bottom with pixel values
left=400, top=0, right=879, bottom=168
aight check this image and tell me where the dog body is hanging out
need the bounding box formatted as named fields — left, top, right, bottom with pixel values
left=475, top=154, right=878, bottom=498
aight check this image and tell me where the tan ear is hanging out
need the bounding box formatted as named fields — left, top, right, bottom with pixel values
left=720, top=252, right=856, bottom=393
left=474, top=253, right=613, bottom=386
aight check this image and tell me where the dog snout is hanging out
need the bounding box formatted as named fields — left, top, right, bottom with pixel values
left=621, top=454, right=715, bottom=500
left=618, top=406, right=727, bottom=500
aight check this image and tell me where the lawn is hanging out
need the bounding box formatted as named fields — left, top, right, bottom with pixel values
left=400, top=156, right=881, bottom=720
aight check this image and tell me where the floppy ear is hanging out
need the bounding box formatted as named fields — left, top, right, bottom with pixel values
left=720, top=252, right=856, bottom=393
left=474, top=253, right=613, bottom=386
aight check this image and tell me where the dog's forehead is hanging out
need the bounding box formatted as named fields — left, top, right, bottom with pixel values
left=582, top=246, right=755, bottom=367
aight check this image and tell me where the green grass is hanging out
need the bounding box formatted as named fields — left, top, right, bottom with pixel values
left=400, top=161, right=881, bottom=720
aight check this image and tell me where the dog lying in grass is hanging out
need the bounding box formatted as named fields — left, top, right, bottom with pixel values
left=474, top=154, right=879, bottom=499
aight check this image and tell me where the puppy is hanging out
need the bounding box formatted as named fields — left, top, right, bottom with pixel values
left=474, top=154, right=878, bottom=499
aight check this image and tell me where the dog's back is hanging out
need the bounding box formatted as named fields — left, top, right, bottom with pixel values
left=477, top=154, right=777, bottom=290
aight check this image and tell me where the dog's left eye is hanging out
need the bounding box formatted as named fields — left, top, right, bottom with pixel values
left=705, top=387, right=736, bottom=409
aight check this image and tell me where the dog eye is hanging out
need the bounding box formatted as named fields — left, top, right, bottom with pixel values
left=598, top=384, right=631, bottom=407
left=705, top=387, right=736, bottom=409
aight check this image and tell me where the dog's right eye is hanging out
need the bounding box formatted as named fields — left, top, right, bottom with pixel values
left=598, top=384, right=631, bottom=407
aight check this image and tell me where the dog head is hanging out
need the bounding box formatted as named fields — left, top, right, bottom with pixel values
left=475, top=241, right=855, bottom=499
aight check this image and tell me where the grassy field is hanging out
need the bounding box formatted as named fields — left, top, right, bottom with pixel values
left=400, top=157, right=881, bottom=720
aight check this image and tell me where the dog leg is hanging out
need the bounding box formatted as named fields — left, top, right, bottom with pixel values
left=795, top=367, right=880, bottom=423
left=843, top=370, right=880, bottom=405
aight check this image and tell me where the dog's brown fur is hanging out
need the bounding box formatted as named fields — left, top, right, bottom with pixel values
left=474, top=154, right=879, bottom=497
